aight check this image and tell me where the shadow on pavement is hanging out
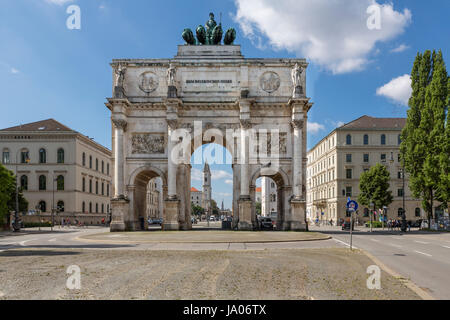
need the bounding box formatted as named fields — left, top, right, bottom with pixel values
left=0, top=250, right=82, bottom=257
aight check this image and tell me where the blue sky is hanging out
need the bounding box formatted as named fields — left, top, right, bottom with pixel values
left=0, top=0, right=448, bottom=209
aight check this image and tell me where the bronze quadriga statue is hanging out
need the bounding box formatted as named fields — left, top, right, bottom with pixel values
left=182, top=12, right=236, bottom=45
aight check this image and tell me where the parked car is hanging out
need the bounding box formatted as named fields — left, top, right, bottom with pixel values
left=260, top=217, right=273, bottom=230
left=342, top=221, right=354, bottom=231
left=191, top=217, right=198, bottom=224
left=411, top=219, right=423, bottom=228
left=148, top=218, right=163, bottom=225
left=209, top=216, right=216, bottom=221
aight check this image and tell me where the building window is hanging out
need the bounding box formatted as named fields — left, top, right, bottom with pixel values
left=398, top=188, right=404, bottom=197
left=95, top=181, right=99, bottom=195
left=102, top=161, right=104, bottom=173
left=381, top=134, right=386, bottom=145
left=102, top=182, right=104, bottom=196
left=107, top=204, right=110, bottom=214
left=101, top=204, right=104, bottom=213
left=346, top=134, right=352, bottom=145
left=345, top=187, right=352, bottom=197
left=398, top=134, right=402, bottom=145
left=39, top=149, right=46, bottom=163
left=57, top=175, right=64, bottom=191
left=381, top=154, right=386, bottom=162
left=89, top=202, right=92, bottom=213
left=38, top=201, right=46, bottom=213
left=82, top=152, right=86, bottom=166
left=363, top=154, right=369, bottom=163
left=20, top=175, right=28, bottom=190
left=82, top=177, right=86, bottom=192
left=415, top=207, right=421, bottom=217
left=107, top=163, right=110, bottom=175
left=21, top=150, right=30, bottom=163
left=89, top=179, right=92, bottom=193
left=346, top=154, right=352, bottom=163
left=96, top=158, right=99, bottom=171
left=57, top=201, right=64, bottom=212
left=363, top=134, right=369, bottom=145
left=2, top=149, right=10, bottom=164
left=398, top=171, right=403, bottom=179
left=57, top=148, right=64, bottom=163
left=89, top=156, right=92, bottom=169
left=107, top=184, right=110, bottom=197
left=398, top=208, right=404, bottom=217
left=346, top=169, right=352, bottom=179
left=39, top=175, right=46, bottom=190
left=82, top=201, right=86, bottom=213
left=95, top=203, right=98, bottom=213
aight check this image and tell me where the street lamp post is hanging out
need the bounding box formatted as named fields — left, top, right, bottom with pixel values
left=369, top=202, right=374, bottom=233
left=401, top=166, right=407, bottom=232
left=52, top=176, right=58, bottom=232
left=14, top=150, right=29, bottom=232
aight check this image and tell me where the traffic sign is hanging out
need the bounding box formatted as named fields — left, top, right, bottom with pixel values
left=346, top=200, right=358, bottom=212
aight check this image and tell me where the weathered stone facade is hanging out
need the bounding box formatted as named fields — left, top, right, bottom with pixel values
left=107, top=45, right=312, bottom=231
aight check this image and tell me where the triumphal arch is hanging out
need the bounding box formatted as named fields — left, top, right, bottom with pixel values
left=107, top=14, right=313, bottom=232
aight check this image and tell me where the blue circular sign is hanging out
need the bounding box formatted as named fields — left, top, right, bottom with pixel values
left=346, top=200, right=358, bottom=212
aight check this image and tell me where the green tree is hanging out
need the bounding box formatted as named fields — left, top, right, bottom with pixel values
left=211, top=199, right=219, bottom=215
left=0, top=164, right=15, bottom=224
left=191, top=203, right=204, bottom=217
left=401, top=50, right=448, bottom=226
left=358, top=164, right=393, bottom=213
left=255, top=202, right=261, bottom=216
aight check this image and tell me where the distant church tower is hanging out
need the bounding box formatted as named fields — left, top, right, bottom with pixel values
left=201, top=162, right=212, bottom=215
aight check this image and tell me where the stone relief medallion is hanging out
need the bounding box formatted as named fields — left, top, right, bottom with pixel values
left=139, top=72, right=159, bottom=93
left=260, top=71, right=281, bottom=93
left=131, top=133, right=165, bottom=154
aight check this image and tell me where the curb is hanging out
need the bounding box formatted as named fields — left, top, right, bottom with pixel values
left=74, top=234, right=332, bottom=245
left=361, top=249, right=435, bottom=300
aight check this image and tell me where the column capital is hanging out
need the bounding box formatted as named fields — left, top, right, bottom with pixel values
left=112, top=119, right=127, bottom=131
left=167, top=119, right=179, bottom=130
left=291, top=119, right=304, bottom=130
left=240, top=119, right=252, bottom=130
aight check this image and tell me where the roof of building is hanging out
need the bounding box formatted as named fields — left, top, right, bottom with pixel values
left=0, top=119, right=111, bottom=155
left=0, top=119, right=75, bottom=132
left=338, top=115, right=406, bottom=130
left=255, top=187, right=262, bottom=192
left=191, top=187, right=200, bottom=192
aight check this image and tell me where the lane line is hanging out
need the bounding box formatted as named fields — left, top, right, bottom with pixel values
left=48, top=238, right=57, bottom=242
left=333, top=238, right=359, bottom=249
left=19, top=239, right=36, bottom=246
left=441, top=245, right=450, bottom=249
left=370, top=239, right=380, bottom=242
left=414, top=241, right=429, bottom=245
left=414, top=250, right=432, bottom=257
left=388, top=243, right=402, bottom=248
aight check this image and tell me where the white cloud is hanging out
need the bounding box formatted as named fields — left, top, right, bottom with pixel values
left=376, top=74, right=412, bottom=106
left=191, top=168, right=202, bottom=181
left=307, top=121, right=325, bottom=134
left=45, top=0, right=74, bottom=5
left=234, top=0, right=412, bottom=74
left=10, top=68, right=19, bottom=74
left=213, top=192, right=232, bottom=197
left=224, top=179, right=233, bottom=185
left=391, top=44, right=410, bottom=53
left=211, top=170, right=233, bottom=180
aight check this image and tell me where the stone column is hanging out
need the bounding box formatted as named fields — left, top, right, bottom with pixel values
left=292, top=119, right=303, bottom=200
left=112, top=119, right=127, bottom=198
left=167, top=120, right=178, bottom=199
left=110, top=118, right=129, bottom=232
left=238, top=118, right=253, bottom=230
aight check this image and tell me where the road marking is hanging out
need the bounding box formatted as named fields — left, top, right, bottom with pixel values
left=388, top=243, right=402, bottom=248
left=392, top=237, right=403, bottom=240
left=414, top=250, right=432, bottom=257
left=414, top=241, right=429, bottom=244
left=48, top=238, right=57, bottom=242
left=19, top=239, right=36, bottom=246
left=333, top=238, right=359, bottom=249
left=441, top=245, right=450, bottom=249
left=370, top=239, right=380, bottom=242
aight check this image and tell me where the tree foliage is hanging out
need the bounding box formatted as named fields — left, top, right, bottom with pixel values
left=401, top=50, right=449, bottom=225
left=191, top=203, right=204, bottom=217
left=358, top=163, right=393, bottom=212
left=0, top=164, right=28, bottom=225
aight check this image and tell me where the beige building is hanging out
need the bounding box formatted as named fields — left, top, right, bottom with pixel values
left=190, top=187, right=202, bottom=207
left=146, top=177, right=163, bottom=219
left=261, top=177, right=278, bottom=217
left=306, top=115, right=433, bottom=225
left=0, top=119, right=112, bottom=225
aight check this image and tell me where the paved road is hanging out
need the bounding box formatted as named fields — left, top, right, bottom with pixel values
left=309, top=225, right=450, bottom=299
left=1, top=226, right=449, bottom=299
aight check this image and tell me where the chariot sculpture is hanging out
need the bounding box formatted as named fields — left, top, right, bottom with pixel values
left=182, top=12, right=236, bottom=45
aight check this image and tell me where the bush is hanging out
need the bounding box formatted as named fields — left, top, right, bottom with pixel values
left=365, top=221, right=384, bottom=228
left=23, top=221, right=52, bottom=228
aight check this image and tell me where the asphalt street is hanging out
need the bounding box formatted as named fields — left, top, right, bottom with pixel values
left=1, top=225, right=449, bottom=299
